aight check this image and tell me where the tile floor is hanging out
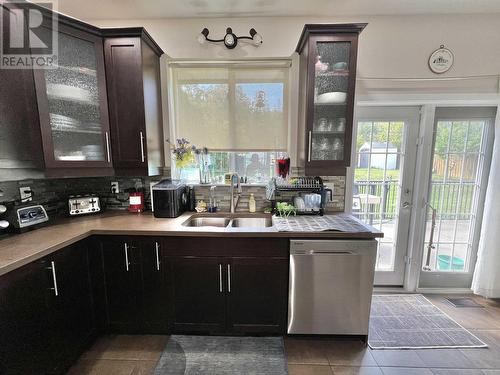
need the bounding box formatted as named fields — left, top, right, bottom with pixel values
left=68, top=294, right=500, bottom=375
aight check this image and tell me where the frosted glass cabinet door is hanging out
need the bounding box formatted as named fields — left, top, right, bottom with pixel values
left=35, top=24, right=112, bottom=170
left=297, top=24, right=365, bottom=175
left=310, top=41, right=351, bottom=162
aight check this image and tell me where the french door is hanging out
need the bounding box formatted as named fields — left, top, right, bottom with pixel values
left=418, top=107, right=495, bottom=289
left=352, top=107, right=420, bottom=286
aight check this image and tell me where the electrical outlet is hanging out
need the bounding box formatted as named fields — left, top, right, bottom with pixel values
left=19, top=186, right=32, bottom=202
left=111, top=181, right=119, bottom=193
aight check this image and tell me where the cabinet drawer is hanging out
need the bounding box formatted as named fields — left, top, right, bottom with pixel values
left=161, top=237, right=289, bottom=258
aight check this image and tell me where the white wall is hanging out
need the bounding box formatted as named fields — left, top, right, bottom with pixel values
left=88, top=14, right=500, bottom=168
left=88, top=14, right=500, bottom=79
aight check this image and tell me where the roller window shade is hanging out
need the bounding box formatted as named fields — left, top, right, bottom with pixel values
left=172, top=65, right=289, bottom=151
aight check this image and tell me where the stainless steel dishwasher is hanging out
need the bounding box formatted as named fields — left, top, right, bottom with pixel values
left=288, top=239, right=377, bottom=336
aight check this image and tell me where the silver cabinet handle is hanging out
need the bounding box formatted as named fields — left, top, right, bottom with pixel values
left=105, top=132, right=111, bottom=163
left=49, top=261, right=59, bottom=296
left=219, top=264, right=223, bottom=293
left=227, top=264, right=231, bottom=293
left=155, top=241, right=160, bottom=271
left=308, top=131, right=312, bottom=162
left=124, top=243, right=130, bottom=271
left=140, top=131, right=145, bottom=163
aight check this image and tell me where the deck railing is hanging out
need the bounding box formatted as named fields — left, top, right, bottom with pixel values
left=354, top=179, right=475, bottom=222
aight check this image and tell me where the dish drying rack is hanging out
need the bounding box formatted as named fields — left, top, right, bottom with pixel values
left=267, top=176, right=325, bottom=215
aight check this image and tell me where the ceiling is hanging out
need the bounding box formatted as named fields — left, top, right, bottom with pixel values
left=58, top=0, right=500, bottom=20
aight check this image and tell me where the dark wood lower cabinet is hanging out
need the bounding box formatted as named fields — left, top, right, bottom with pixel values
left=227, top=257, right=288, bottom=334
left=139, top=238, right=169, bottom=333
left=99, top=237, right=169, bottom=333
left=100, top=238, right=141, bottom=332
left=163, top=238, right=289, bottom=335
left=46, top=243, right=95, bottom=373
left=0, top=235, right=289, bottom=373
left=0, top=242, right=95, bottom=375
left=0, top=259, right=49, bottom=375
left=166, top=256, right=227, bottom=334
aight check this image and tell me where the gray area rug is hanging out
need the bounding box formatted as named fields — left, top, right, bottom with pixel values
left=153, top=335, right=288, bottom=375
left=369, top=294, right=487, bottom=349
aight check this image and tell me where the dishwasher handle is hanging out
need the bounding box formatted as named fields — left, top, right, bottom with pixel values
left=290, top=249, right=355, bottom=255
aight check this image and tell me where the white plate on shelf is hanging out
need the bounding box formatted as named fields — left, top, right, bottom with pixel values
left=316, top=92, right=347, bottom=104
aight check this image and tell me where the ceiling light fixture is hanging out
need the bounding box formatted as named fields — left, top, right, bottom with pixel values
left=197, top=27, right=263, bottom=49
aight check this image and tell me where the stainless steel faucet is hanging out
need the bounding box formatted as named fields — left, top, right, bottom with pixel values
left=230, top=173, right=242, bottom=213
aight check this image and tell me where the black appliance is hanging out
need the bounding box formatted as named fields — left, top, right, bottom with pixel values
left=152, top=179, right=188, bottom=218
left=4, top=204, right=49, bottom=233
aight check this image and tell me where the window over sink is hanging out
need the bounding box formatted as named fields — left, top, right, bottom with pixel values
left=168, top=61, right=290, bottom=184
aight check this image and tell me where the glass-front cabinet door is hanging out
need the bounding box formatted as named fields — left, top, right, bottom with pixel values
left=310, top=40, right=352, bottom=162
left=297, top=25, right=365, bottom=175
left=34, top=24, right=112, bottom=172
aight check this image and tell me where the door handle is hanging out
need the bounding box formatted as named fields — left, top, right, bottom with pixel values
left=140, top=131, right=145, bottom=163
left=47, top=261, right=59, bottom=296
left=227, top=264, right=231, bottom=293
left=155, top=241, right=160, bottom=271
left=105, top=132, right=111, bottom=163
left=218, top=264, right=223, bottom=293
left=124, top=243, right=130, bottom=271
left=402, top=201, right=411, bottom=208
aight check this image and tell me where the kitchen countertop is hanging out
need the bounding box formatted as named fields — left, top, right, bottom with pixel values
left=0, top=211, right=382, bottom=277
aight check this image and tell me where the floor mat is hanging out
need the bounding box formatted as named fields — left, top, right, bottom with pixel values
left=445, top=297, right=485, bottom=308
left=369, top=294, right=487, bottom=349
left=153, top=335, right=288, bottom=375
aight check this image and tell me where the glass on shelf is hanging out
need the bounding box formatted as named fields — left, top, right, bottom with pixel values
left=44, top=32, right=105, bottom=162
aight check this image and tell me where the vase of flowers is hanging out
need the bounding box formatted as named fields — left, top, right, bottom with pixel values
left=170, top=138, right=210, bottom=183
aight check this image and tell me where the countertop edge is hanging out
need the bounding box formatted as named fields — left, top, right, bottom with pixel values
left=0, top=212, right=382, bottom=277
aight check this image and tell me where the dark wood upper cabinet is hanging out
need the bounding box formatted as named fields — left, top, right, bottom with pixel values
left=103, top=29, right=165, bottom=176
left=1, top=3, right=166, bottom=178
left=33, top=17, right=114, bottom=177
left=0, top=4, right=44, bottom=174
left=296, top=24, right=366, bottom=176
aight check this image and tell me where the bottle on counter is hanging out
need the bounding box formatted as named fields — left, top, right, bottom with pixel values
left=249, top=193, right=256, bottom=213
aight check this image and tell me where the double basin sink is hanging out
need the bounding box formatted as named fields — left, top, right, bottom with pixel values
left=182, top=214, right=273, bottom=229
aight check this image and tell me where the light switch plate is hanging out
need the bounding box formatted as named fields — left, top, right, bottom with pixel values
left=111, top=181, right=119, bottom=193
left=19, top=186, right=32, bottom=202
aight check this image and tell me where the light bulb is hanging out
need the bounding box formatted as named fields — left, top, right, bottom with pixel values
left=197, top=32, right=206, bottom=45
left=253, top=32, right=263, bottom=46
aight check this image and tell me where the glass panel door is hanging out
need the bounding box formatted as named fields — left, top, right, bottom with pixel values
left=419, top=108, right=495, bottom=289
left=45, top=32, right=105, bottom=162
left=34, top=24, right=111, bottom=169
left=310, top=41, right=351, bottom=162
left=353, top=107, right=420, bottom=285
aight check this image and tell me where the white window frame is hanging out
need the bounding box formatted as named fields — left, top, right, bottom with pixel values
left=165, top=58, right=295, bottom=183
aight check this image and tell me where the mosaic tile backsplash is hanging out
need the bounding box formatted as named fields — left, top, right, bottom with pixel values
left=0, top=172, right=346, bottom=217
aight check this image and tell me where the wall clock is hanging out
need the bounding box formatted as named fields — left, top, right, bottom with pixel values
left=429, top=45, right=454, bottom=74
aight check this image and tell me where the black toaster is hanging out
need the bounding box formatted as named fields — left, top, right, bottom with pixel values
left=151, top=179, right=188, bottom=218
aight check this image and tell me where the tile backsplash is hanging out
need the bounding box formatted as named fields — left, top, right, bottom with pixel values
left=0, top=171, right=346, bottom=216
left=0, top=176, right=159, bottom=217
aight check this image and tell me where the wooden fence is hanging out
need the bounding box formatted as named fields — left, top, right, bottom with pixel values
left=432, top=155, right=477, bottom=180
